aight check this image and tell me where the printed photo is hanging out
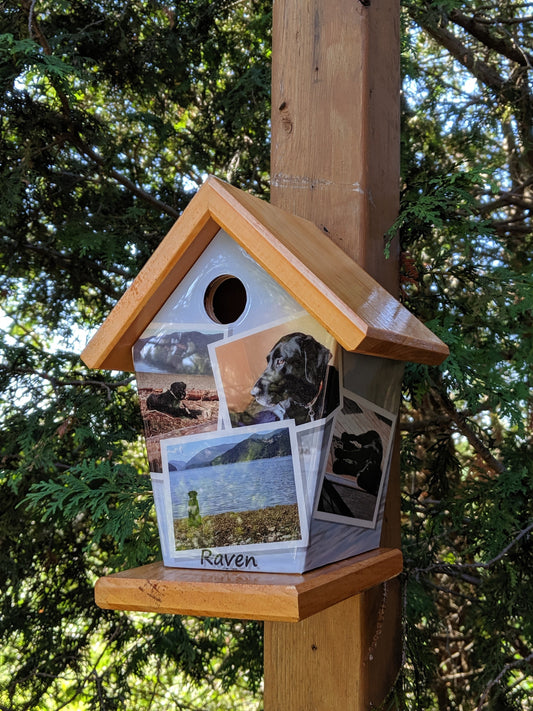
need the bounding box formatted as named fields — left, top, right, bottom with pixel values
left=133, top=325, right=226, bottom=472
left=314, top=391, right=396, bottom=528
left=160, top=421, right=308, bottom=553
left=295, top=413, right=337, bottom=517
left=133, top=324, right=225, bottom=376
left=210, top=315, right=339, bottom=429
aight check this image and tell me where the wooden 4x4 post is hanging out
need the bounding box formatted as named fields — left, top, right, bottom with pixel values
left=266, top=1, right=402, bottom=708
left=90, top=2, right=444, bottom=709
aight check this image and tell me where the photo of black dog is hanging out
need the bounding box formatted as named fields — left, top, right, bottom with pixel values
left=250, top=332, right=333, bottom=425
left=331, top=430, right=383, bottom=496
left=146, top=381, right=198, bottom=419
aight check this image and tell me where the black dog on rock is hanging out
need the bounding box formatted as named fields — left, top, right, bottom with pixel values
left=146, top=381, right=198, bottom=418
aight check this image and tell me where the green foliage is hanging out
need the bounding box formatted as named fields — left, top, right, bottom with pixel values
left=1, top=1, right=269, bottom=708
left=397, top=2, right=533, bottom=708
left=24, top=457, right=155, bottom=567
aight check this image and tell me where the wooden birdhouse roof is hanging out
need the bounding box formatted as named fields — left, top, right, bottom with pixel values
left=81, top=176, right=449, bottom=371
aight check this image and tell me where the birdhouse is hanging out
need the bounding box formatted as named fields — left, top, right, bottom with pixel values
left=81, top=176, right=448, bottom=574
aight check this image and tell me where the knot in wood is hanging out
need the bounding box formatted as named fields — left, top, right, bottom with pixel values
left=278, top=101, right=293, bottom=134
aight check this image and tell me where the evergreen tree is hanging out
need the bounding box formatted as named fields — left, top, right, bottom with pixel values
left=1, top=1, right=531, bottom=709
left=1, top=1, right=269, bottom=708
left=397, top=2, right=533, bottom=709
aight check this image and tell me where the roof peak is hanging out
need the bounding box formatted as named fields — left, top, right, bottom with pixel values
left=81, top=176, right=448, bottom=371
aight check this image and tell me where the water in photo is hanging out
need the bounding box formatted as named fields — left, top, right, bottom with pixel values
left=160, top=421, right=307, bottom=552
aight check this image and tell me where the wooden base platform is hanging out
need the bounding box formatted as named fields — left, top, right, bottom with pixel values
left=95, top=547, right=402, bottom=622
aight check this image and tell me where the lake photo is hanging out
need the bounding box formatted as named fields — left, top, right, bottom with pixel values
left=160, top=422, right=306, bottom=551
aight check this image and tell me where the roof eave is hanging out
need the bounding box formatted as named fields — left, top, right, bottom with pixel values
left=81, top=176, right=449, bottom=372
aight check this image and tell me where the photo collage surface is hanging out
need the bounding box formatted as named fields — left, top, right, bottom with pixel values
left=133, top=313, right=396, bottom=558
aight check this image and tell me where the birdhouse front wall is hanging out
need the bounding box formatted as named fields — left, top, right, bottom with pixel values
left=132, top=229, right=403, bottom=573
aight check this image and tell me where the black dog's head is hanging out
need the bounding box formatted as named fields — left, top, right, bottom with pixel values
left=251, top=332, right=331, bottom=421
left=170, top=381, right=187, bottom=400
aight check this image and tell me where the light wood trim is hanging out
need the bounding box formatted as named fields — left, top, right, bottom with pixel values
left=206, top=178, right=448, bottom=364
left=95, top=548, right=402, bottom=623
left=264, top=581, right=403, bottom=710
left=81, top=174, right=448, bottom=372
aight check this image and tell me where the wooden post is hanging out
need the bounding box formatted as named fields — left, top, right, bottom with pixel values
left=265, top=1, right=402, bottom=708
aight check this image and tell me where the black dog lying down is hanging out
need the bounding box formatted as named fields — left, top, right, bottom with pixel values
left=244, top=332, right=336, bottom=426
left=146, top=381, right=198, bottom=418
left=332, top=430, right=383, bottom=496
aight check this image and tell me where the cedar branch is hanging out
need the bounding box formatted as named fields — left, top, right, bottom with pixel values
left=431, top=389, right=505, bottom=475
left=449, top=9, right=533, bottom=67
left=415, top=16, right=505, bottom=92
left=414, top=520, right=533, bottom=577
left=20, top=0, right=181, bottom=221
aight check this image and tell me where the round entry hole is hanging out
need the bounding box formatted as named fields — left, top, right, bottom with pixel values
left=204, top=275, right=247, bottom=324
